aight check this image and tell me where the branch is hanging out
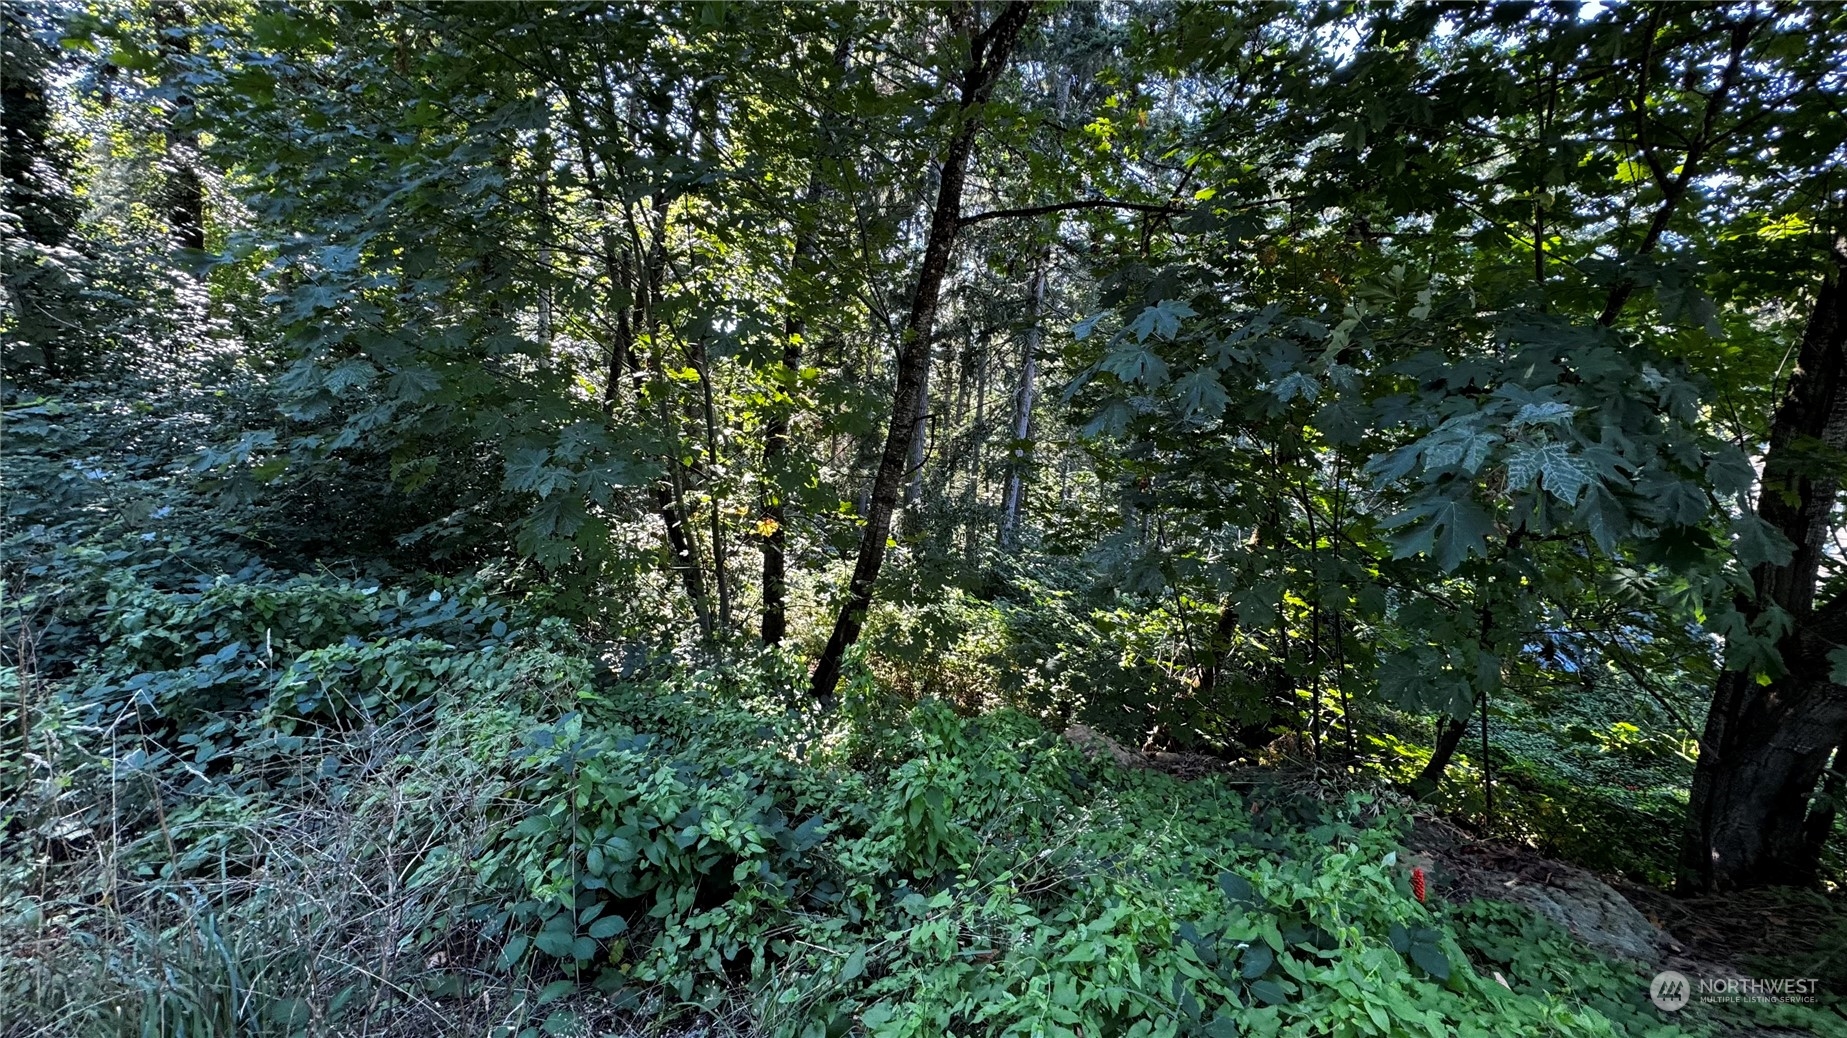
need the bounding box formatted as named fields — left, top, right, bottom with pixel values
left=959, top=194, right=1295, bottom=230
left=958, top=199, right=1184, bottom=228
left=1599, top=14, right=1758, bottom=326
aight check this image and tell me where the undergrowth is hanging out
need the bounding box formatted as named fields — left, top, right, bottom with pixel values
left=7, top=617, right=1842, bottom=1036
left=6, top=388, right=1844, bottom=1037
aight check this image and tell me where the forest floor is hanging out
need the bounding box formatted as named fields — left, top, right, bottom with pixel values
left=6, top=388, right=1846, bottom=1038
left=1078, top=721, right=1846, bottom=1037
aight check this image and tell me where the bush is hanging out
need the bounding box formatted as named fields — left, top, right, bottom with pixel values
left=472, top=672, right=1815, bottom=1038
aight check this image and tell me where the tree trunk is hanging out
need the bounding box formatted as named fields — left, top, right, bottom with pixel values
left=904, top=353, right=932, bottom=507
left=1414, top=716, right=1472, bottom=799
left=691, top=337, right=731, bottom=635
left=639, top=174, right=713, bottom=638
left=809, top=2, right=1035, bottom=703
left=999, top=261, right=1045, bottom=552
left=760, top=268, right=805, bottom=644
left=1681, top=236, right=1847, bottom=891
left=762, top=37, right=851, bottom=646
left=997, top=52, right=1068, bottom=553
left=535, top=125, right=555, bottom=351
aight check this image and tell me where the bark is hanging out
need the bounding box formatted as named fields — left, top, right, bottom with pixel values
left=651, top=335, right=714, bottom=641
left=759, top=270, right=805, bottom=642
left=999, top=261, right=1045, bottom=553
left=644, top=235, right=713, bottom=638
left=1415, top=717, right=1472, bottom=797
left=809, top=2, right=1036, bottom=703
left=630, top=195, right=713, bottom=637
left=760, top=271, right=804, bottom=643
left=535, top=126, right=555, bottom=351
left=903, top=355, right=933, bottom=508
left=1681, top=237, right=1847, bottom=891
left=691, top=337, right=731, bottom=634
left=762, top=36, right=851, bottom=646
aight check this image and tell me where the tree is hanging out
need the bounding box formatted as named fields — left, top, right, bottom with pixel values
left=998, top=260, right=1044, bottom=553
left=1681, top=234, right=1847, bottom=890
left=809, top=1, right=1036, bottom=702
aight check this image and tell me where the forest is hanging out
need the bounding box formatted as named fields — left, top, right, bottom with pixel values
left=5, top=0, right=1847, bottom=1035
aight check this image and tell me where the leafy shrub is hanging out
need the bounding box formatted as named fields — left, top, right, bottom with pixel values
left=466, top=671, right=1831, bottom=1038
left=7, top=388, right=1836, bottom=1037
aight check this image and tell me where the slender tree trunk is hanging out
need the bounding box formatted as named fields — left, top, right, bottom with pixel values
left=1802, top=742, right=1847, bottom=852
left=999, top=261, right=1045, bottom=552
left=1415, top=717, right=1472, bottom=797
left=761, top=37, right=851, bottom=646
left=1414, top=584, right=1507, bottom=799
left=904, top=357, right=932, bottom=507
left=652, top=343, right=714, bottom=641
left=760, top=295, right=804, bottom=644
left=1681, top=237, right=1847, bottom=891
left=760, top=299, right=804, bottom=644
left=649, top=345, right=713, bottom=640
left=763, top=217, right=816, bottom=645
left=535, top=125, right=555, bottom=351
left=809, top=2, right=1036, bottom=703
left=692, top=337, right=732, bottom=634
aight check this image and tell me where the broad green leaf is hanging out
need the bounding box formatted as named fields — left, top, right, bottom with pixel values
left=1083, top=401, right=1133, bottom=439
left=1269, top=371, right=1319, bottom=404
left=1574, top=485, right=1630, bottom=554
left=1248, top=979, right=1290, bottom=1006
left=1828, top=647, right=1847, bottom=685
left=1128, top=299, right=1196, bottom=342
left=1173, top=368, right=1230, bottom=420
left=1509, top=401, right=1576, bottom=428
left=1217, top=870, right=1255, bottom=904
left=1204, top=1015, right=1241, bottom=1038
left=1409, top=940, right=1451, bottom=981
left=323, top=359, right=379, bottom=395
left=1239, top=943, right=1275, bottom=978
left=536, top=979, right=575, bottom=1005
left=1099, top=344, right=1170, bottom=387
left=1732, top=514, right=1796, bottom=569
left=1384, top=496, right=1494, bottom=571
left=1506, top=442, right=1594, bottom=504
left=587, top=914, right=627, bottom=939
left=533, top=925, right=575, bottom=958
left=1421, top=421, right=1499, bottom=474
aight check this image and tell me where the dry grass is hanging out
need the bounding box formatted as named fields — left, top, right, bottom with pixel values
left=0, top=701, right=757, bottom=1038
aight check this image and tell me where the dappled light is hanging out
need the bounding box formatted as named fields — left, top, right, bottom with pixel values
left=5, top=2, right=1847, bottom=1036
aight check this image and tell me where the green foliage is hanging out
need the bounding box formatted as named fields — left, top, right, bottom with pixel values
left=464, top=675, right=1831, bottom=1038
left=5, top=442, right=1836, bottom=1036
left=11, top=2, right=1847, bottom=1034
